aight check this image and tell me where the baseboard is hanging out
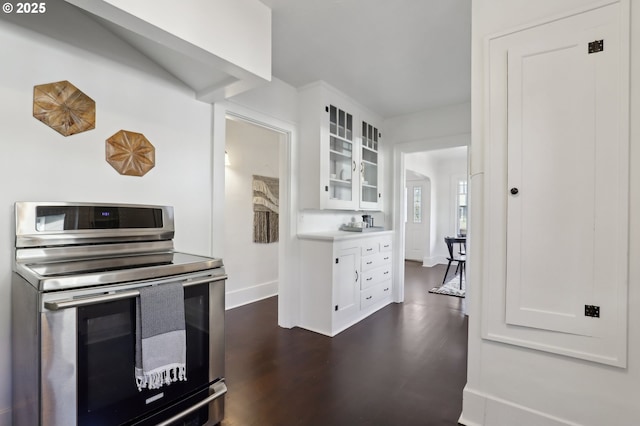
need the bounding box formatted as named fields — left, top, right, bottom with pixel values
left=422, top=256, right=447, bottom=267
left=460, top=387, right=581, bottom=426
left=225, top=280, right=278, bottom=310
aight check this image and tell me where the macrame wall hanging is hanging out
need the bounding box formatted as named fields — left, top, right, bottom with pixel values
left=252, top=175, right=279, bottom=244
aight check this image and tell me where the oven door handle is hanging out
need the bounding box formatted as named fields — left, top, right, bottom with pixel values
left=43, top=274, right=227, bottom=311
left=156, top=381, right=227, bottom=426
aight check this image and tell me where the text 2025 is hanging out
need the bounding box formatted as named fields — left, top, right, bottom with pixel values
left=16, top=2, right=46, bottom=13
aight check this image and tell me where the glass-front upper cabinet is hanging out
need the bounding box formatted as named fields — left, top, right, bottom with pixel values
left=360, top=121, right=380, bottom=209
left=328, top=105, right=355, bottom=204
left=298, top=82, right=383, bottom=211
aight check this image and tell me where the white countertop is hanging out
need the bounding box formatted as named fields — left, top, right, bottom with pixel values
left=297, top=229, right=394, bottom=241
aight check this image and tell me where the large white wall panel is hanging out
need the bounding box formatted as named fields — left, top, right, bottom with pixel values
left=463, top=1, right=636, bottom=425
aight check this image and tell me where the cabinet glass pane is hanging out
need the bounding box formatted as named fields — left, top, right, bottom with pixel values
left=329, top=135, right=353, bottom=202
left=362, top=122, right=368, bottom=148
left=327, top=105, right=357, bottom=203
left=330, top=106, right=337, bottom=135
left=373, top=126, right=378, bottom=151
left=360, top=121, right=380, bottom=205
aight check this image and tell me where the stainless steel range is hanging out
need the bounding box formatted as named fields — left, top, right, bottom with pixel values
left=11, top=202, right=227, bottom=426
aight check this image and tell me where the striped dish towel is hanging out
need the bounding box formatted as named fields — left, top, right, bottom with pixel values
left=135, top=282, right=187, bottom=391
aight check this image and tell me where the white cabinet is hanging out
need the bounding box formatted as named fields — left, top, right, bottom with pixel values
left=299, top=232, right=393, bottom=336
left=359, top=118, right=381, bottom=210
left=333, top=246, right=360, bottom=325
left=359, top=235, right=392, bottom=309
left=299, top=82, right=382, bottom=211
left=326, top=104, right=358, bottom=209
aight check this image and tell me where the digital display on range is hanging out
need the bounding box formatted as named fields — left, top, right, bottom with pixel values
left=35, top=206, right=164, bottom=231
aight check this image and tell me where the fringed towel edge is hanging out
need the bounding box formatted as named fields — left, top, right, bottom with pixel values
left=135, top=363, right=187, bottom=391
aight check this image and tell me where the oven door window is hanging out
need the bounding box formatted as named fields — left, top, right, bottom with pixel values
left=77, top=285, right=210, bottom=426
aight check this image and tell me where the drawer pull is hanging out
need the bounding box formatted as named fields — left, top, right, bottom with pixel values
left=383, top=271, right=389, bottom=275
left=366, top=277, right=373, bottom=281
left=366, top=261, right=373, bottom=265
left=366, top=248, right=373, bottom=252
left=366, top=296, right=372, bottom=300
left=383, top=244, right=390, bottom=248
left=383, top=257, right=389, bottom=260
left=384, top=287, right=390, bottom=292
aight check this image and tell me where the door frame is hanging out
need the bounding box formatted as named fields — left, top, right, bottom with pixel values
left=392, top=133, right=470, bottom=303
left=212, top=100, right=299, bottom=329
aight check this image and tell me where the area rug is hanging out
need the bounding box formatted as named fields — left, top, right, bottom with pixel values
left=429, top=275, right=466, bottom=298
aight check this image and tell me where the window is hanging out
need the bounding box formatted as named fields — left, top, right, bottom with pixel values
left=456, top=179, right=467, bottom=237
left=413, top=186, right=422, bottom=223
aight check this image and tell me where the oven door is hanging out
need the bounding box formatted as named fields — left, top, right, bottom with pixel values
left=40, top=273, right=225, bottom=426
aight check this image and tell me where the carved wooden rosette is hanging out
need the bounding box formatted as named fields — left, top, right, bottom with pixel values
left=33, top=80, right=96, bottom=136
left=106, top=130, right=155, bottom=177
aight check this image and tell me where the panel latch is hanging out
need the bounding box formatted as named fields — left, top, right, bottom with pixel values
left=585, top=305, right=600, bottom=318
left=588, top=40, right=604, bottom=54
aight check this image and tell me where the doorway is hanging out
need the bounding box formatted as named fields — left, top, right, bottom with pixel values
left=392, top=138, right=469, bottom=303
left=212, top=102, right=297, bottom=329
left=224, top=117, right=282, bottom=309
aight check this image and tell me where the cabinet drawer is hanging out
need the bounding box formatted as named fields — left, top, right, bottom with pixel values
left=379, top=237, right=392, bottom=252
left=360, top=286, right=377, bottom=309
left=361, top=265, right=392, bottom=289
left=360, top=280, right=393, bottom=309
left=377, top=281, right=392, bottom=299
left=361, top=241, right=378, bottom=256
left=361, top=251, right=392, bottom=271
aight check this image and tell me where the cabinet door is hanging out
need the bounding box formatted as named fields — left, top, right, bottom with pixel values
left=333, top=246, right=360, bottom=325
left=504, top=8, right=627, bottom=338
left=325, top=104, right=358, bottom=210
left=359, top=120, right=381, bottom=210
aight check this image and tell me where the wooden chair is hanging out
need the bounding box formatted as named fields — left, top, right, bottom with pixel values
left=443, top=236, right=466, bottom=289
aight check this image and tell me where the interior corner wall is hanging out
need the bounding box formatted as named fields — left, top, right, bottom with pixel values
left=463, top=1, right=640, bottom=425
left=0, top=10, right=213, bottom=425
left=224, top=119, right=280, bottom=309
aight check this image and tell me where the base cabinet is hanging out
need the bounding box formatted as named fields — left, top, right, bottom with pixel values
left=299, top=232, right=393, bottom=336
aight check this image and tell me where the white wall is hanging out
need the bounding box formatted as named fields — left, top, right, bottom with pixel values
left=385, top=102, right=471, bottom=143
left=0, top=6, right=214, bottom=424
left=224, top=119, right=280, bottom=308
left=462, top=1, right=640, bottom=425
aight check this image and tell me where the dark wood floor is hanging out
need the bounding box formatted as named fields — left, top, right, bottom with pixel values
left=222, top=261, right=468, bottom=426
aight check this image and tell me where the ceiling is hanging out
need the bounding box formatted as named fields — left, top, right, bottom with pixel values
left=259, top=0, right=471, bottom=119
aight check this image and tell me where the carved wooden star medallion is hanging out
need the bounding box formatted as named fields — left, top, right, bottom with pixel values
left=106, top=130, right=155, bottom=177
left=33, top=80, right=96, bottom=136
